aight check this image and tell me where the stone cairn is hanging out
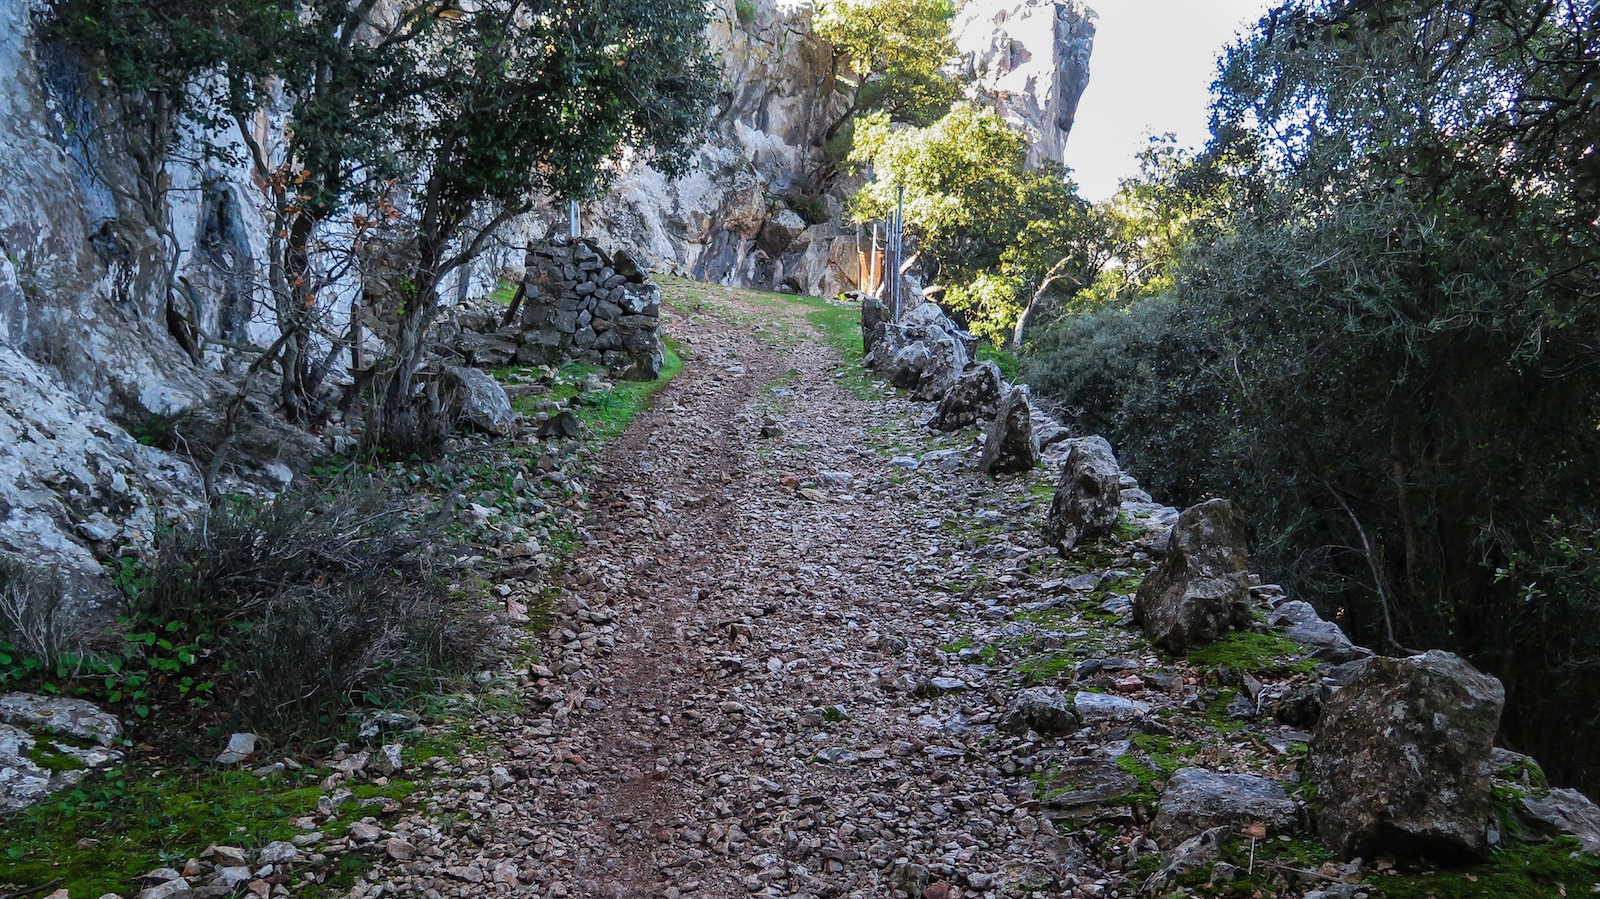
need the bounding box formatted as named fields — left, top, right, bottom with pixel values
left=453, top=236, right=664, bottom=380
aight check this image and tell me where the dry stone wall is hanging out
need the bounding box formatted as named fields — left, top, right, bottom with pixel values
left=518, top=238, right=664, bottom=380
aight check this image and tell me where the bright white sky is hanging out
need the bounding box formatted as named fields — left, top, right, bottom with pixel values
left=1066, top=0, right=1276, bottom=201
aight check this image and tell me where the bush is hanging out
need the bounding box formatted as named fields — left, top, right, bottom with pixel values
left=0, top=558, right=84, bottom=683
left=134, top=481, right=487, bottom=737
left=0, top=481, right=489, bottom=739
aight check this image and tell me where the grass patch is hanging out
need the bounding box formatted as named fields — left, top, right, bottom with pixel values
left=1015, top=650, right=1076, bottom=683
left=1187, top=630, right=1318, bottom=676
left=977, top=342, right=1019, bottom=381
left=1367, top=838, right=1600, bottom=899
left=571, top=338, right=684, bottom=442
left=485, top=279, right=519, bottom=306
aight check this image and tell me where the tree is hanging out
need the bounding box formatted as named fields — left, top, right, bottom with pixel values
left=373, top=0, right=716, bottom=453
left=849, top=104, right=1099, bottom=344
left=812, top=0, right=958, bottom=153
left=50, top=0, right=716, bottom=452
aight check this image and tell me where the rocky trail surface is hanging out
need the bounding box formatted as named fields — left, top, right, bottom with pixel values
left=336, top=287, right=1383, bottom=899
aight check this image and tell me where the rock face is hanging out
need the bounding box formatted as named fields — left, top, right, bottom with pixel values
left=585, top=0, right=1095, bottom=295
left=1133, top=499, right=1252, bottom=652
left=1308, top=650, right=1505, bottom=861
left=1152, top=768, right=1299, bottom=844
left=928, top=361, right=1005, bottom=431
left=1043, top=438, right=1122, bottom=553
left=440, top=366, right=515, bottom=436
left=979, top=388, right=1039, bottom=475
left=952, top=0, right=1096, bottom=168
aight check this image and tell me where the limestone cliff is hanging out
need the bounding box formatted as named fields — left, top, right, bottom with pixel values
left=0, top=0, right=242, bottom=605
left=953, top=0, right=1096, bottom=169
left=584, top=0, right=1095, bottom=297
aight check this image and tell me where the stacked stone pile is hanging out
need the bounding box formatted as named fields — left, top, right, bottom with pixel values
left=450, top=236, right=664, bottom=380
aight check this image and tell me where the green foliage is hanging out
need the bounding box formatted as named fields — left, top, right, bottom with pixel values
left=1025, top=0, right=1600, bottom=791
left=975, top=343, right=1019, bottom=381
left=945, top=272, right=1024, bottom=345
left=849, top=104, right=1100, bottom=343
left=1, top=483, right=488, bottom=741
left=735, top=0, right=756, bottom=24
left=813, top=0, right=958, bottom=129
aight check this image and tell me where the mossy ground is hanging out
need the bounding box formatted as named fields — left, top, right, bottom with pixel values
left=1187, top=630, right=1318, bottom=677
left=0, top=756, right=419, bottom=897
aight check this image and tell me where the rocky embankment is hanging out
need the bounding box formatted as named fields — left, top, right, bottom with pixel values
left=7, top=286, right=1600, bottom=899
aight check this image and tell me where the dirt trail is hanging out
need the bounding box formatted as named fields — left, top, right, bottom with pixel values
left=354, top=289, right=1170, bottom=899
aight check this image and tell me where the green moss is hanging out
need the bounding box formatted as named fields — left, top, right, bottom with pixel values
left=25, top=741, right=87, bottom=773
left=1368, top=839, right=1600, bottom=899
left=1187, top=630, right=1318, bottom=676
left=0, top=764, right=355, bottom=897
left=1015, top=650, right=1076, bottom=683
left=503, top=338, right=684, bottom=445
left=485, top=279, right=519, bottom=306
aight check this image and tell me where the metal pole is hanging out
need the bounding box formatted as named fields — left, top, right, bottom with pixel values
left=892, top=184, right=905, bottom=320
left=569, top=200, right=580, bottom=240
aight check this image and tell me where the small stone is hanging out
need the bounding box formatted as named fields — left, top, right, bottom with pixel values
left=371, top=743, right=404, bottom=777
left=256, top=841, right=299, bottom=865
left=135, top=878, right=190, bottom=899
left=1073, top=691, right=1148, bottom=724
left=215, top=732, right=258, bottom=765
left=205, top=845, right=249, bottom=867
left=348, top=821, right=383, bottom=843
left=386, top=838, right=417, bottom=861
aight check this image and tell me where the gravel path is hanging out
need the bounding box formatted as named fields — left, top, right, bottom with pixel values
left=345, top=290, right=1310, bottom=899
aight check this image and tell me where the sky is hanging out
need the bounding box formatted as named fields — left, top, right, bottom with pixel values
left=1066, top=0, right=1276, bottom=201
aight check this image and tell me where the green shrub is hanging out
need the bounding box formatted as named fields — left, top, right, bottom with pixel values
left=134, top=482, right=488, bottom=737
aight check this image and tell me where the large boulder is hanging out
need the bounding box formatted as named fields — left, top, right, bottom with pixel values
left=909, top=325, right=968, bottom=402
left=866, top=302, right=972, bottom=401
left=1308, top=650, right=1505, bottom=861
left=979, top=387, right=1039, bottom=475
left=1043, top=438, right=1122, bottom=554
left=1269, top=601, right=1372, bottom=664
left=440, top=365, right=516, bottom=436
left=1132, top=499, right=1252, bottom=652
left=928, top=361, right=1004, bottom=431
left=1153, top=768, right=1299, bottom=844
left=885, top=342, right=932, bottom=389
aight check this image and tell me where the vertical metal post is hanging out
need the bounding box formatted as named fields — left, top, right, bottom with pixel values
left=569, top=200, right=580, bottom=240
left=891, top=184, right=905, bottom=321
